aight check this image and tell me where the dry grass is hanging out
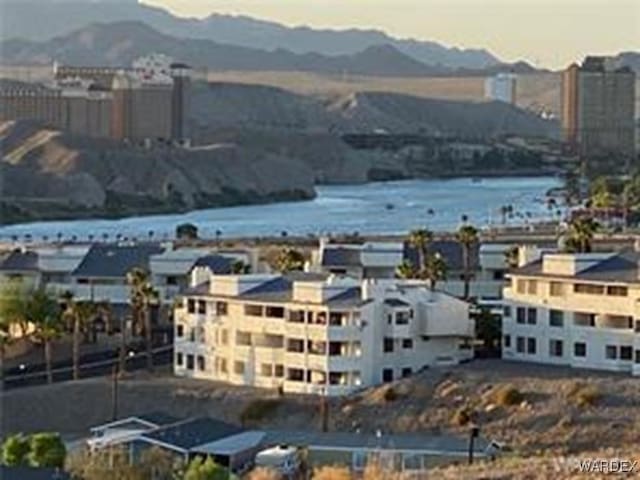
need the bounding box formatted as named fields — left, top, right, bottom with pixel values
left=312, top=465, right=352, bottom=480
left=567, top=382, right=601, bottom=408
left=492, top=385, right=524, bottom=407
left=246, top=467, right=283, bottom=480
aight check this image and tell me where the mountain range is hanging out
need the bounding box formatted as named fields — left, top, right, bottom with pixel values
left=0, top=0, right=499, bottom=70
left=0, top=21, right=538, bottom=77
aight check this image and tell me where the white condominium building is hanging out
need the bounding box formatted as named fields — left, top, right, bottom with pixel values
left=174, top=272, right=474, bottom=396
left=503, top=250, right=640, bottom=376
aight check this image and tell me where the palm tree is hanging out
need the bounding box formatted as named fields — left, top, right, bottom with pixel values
left=140, top=283, right=159, bottom=372
left=455, top=224, right=479, bottom=300
left=504, top=245, right=519, bottom=269
left=126, top=268, right=158, bottom=371
left=273, top=248, right=305, bottom=273
left=0, top=320, right=13, bottom=390
left=28, top=289, right=62, bottom=384
left=565, top=216, right=599, bottom=253
left=423, top=252, right=448, bottom=290
left=396, top=259, right=417, bottom=279
left=408, top=228, right=433, bottom=271
left=61, top=292, right=97, bottom=381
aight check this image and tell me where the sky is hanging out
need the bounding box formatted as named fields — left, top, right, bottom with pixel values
left=142, top=0, right=639, bottom=69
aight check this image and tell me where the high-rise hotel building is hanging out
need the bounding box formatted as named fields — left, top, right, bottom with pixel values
left=561, top=56, right=635, bottom=157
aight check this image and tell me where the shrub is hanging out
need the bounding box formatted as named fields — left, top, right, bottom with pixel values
left=383, top=387, right=398, bottom=403
left=240, top=399, right=281, bottom=426
left=28, top=433, right=66, bottom=469
left=312, top=465, right=352, bottom=480
left=493, top=385, right=524, bottom=406
left=568, top=383, right=601, bottom=407
left=2, top=434, right=30, bottom=466
left=452, top=407, right=473, bottom=426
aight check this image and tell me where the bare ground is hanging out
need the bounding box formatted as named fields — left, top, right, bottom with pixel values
left=2, top=359, right=639, bottom=460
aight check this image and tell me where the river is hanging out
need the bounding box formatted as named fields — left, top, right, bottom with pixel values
left=0, top=177, right=563, bottom=241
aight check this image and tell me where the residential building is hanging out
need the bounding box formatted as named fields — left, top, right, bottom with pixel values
left=561, top=56, right=636, bottom=157
left=503, top=250, right=640, bottom=376
left=174, top=271, right=473, bottom=396
left=314, top=238, right=510, bottom=309
left=484, top=73, right=517, bottom=104
left=87, top=414, right=491, bottom=474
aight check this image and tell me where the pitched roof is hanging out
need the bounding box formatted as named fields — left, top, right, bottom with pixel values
left=326, top=287, right=363, bottom=307
left=193, top=255, right=233, bottom=274
left=73, top=244, right=164, bottom=278
left=321, top=247, right=362, bottom=267
left=511, top=251, right=640, bottom=284
left=0, top=466, right=70, bottom=480
left=239, top=277, right=293, bottom=303
left=0, top=250, right=39, bottom=272
left=403, top=240, right=479, bottom=271
left=384, top=298, right=411, bottom=307
left=141, top=417, right=243, bottom=452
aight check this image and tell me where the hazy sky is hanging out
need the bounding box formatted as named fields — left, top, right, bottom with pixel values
left=142, top=0, right=638, bottom=68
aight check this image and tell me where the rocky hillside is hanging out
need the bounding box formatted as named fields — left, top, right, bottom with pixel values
left=189, top=81, right=559, bottom=138
left=0, top=120, right=316, bottom=223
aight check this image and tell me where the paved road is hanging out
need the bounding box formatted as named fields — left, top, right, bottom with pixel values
left=3, top=345, right=173, bottom=390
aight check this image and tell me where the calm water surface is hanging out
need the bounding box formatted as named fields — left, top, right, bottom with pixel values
left=0, top=177, right=562, bottom=241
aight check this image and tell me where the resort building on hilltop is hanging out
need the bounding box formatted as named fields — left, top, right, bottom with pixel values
left=503, top=249, right=640, bottom=376
left=174, top=271, right=474, bottom=395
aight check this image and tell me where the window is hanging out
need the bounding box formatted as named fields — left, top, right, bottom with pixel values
left=220, top=329, right=229, bottom=346
left=233, top=361, right=245, bottom=375
left=266, top=306, right=285, bottom=318
left=176, top=352, right=183, bottom=366
left=402, top=339, right=413, bottom=349
left=401, top=367, right=412, bottom=378
left=216, top=302, right=228, bottom=316
left=382, top=368, right=394, bottom=382
left=620, top=346, right=633, bottom=361
left=549, top=339, right=563, bottom=357
left=244, top=304, right=264, bottom=316
left=605, top=345, right=617, bottom=360
left=635, top=350, right=640, bottom=364
left=287, top=368, right=304, bottom=382
left=260, top=364, right=273, bottom=377
left=574, top=283, right=604, bottom=295
left=549, top=310, right=564, bottom=327
left=493, top=270, right=505, bottom=280
left=176, top=324, right=184, bottom=337
left=516, top=279, right=526, bottom=294
left=383, top=338, right=394, bottom=353
left=186, top=354, right=194, bottom=370
left=286, top=338, right=305, bottom=353
left=274, top=365, right=284, bottom=377
left=503, top=335, right=511, bottom=348
left=197, top=300, right=206, bottom=314
left=395, top=311, right=410, bottom=325
left=218, top=358, right=227, bottom=374
left=516, top=336, right=525, bottom=353
left=574, top=312, right=595, bottom=327
left=187, top=299, right=196, bottom=313
left=607, top=285, right=628, bottom=297
left=527, top=338, right=536, bottom=355
left=527, top=308, right=537, bottom=325
left=516, top=307, right=526, bottom=324
left=503, top=306, right=511, bottom=318
left=527, top=280, right=538, bottom=295
left=549, top=282, right=564, bottom=296
left=574, top=342, right=587, bottom=357
left=288, top=310, right=305, bottom=323
left=197, top=355, right=206, bottom=371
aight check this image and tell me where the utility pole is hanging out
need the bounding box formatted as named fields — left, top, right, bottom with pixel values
left=468, top=425, right=480, bottom=464
left=111, top=363, right=119, bottom=421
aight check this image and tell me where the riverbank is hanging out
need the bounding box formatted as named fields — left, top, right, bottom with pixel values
left=0, top=177, right=562, bottom=241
